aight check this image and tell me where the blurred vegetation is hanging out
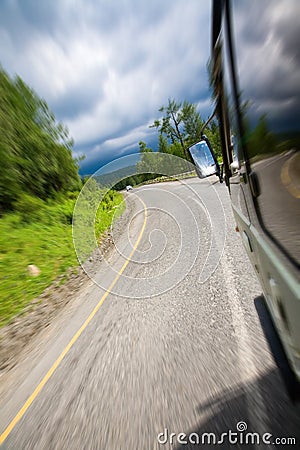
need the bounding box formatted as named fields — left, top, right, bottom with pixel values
left=0, top=67, right=81, bottom=213
left=0, top=189, right=124, bottom=326
left=72, top=178, right=126, bottom=261
left=0, top=67, right=125, bottom=326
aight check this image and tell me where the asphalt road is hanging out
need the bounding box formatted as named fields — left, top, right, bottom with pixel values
left=1, top=177, right=300, bottom=449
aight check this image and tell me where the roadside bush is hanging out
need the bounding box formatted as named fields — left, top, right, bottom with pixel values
left=0, top=188, right=124, bottom=326
left=14, top=194, right=45, bottom=223
left=48, top=199, right=75, bottom=225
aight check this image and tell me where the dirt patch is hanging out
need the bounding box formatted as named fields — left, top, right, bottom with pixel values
left=0, top=194, right=135, bottom=374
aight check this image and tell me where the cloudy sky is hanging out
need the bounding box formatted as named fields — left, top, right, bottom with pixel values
left=0, top=0, right=213, bottom=174
left=1, top=1, right=298, bottom=175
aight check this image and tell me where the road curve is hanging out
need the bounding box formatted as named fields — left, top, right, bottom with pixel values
left=1, top=177, right=300, bottom=449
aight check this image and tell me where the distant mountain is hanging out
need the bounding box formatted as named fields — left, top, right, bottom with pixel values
left=94, top=165, right=138, bottom=188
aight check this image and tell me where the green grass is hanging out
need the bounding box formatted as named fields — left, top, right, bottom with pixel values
left=0, top=190, right=124, bottom=327
left=96, top=201, right=126, bottom=238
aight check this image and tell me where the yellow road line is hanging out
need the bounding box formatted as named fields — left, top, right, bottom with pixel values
left=0, top=196, right=147, bottom=445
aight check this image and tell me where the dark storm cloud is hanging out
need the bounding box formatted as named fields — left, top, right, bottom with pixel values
left=53, top=88, right=101, bottom=120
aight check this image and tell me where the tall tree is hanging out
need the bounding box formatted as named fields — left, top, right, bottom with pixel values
left=150, top=99, right=205, bottom=159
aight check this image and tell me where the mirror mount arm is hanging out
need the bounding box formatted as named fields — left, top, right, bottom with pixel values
left=200, top=107, right=217, bottom=138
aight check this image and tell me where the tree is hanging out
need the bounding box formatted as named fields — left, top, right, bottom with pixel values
left=180, top=101, right=204, bottom=147
left=158, top=135, right=169, bottom=154
left=0, top=67, right=81, bottom=212
left=138, top=140, right=153, bottom=153
left=150, top=99, right=205, bottom=160
left=142, top=98, right=222, bottom=176
left=247, top=114, right=276, bottom=159
left=204, top=119, right=222, bottom=160
left=137, top=141, right=161, bottom=176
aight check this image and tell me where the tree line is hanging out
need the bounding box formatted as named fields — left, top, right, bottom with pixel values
left=0, top=67, right=81, bottom=213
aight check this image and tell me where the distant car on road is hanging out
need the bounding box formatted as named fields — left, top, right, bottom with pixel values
left=126, top=185, right=133, bottom=191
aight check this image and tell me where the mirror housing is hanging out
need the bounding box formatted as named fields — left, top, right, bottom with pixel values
left=188, top=135, right=223, bottom=182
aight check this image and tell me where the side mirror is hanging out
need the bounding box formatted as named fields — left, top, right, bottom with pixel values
left=188, top=137, right=223, bottom=182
